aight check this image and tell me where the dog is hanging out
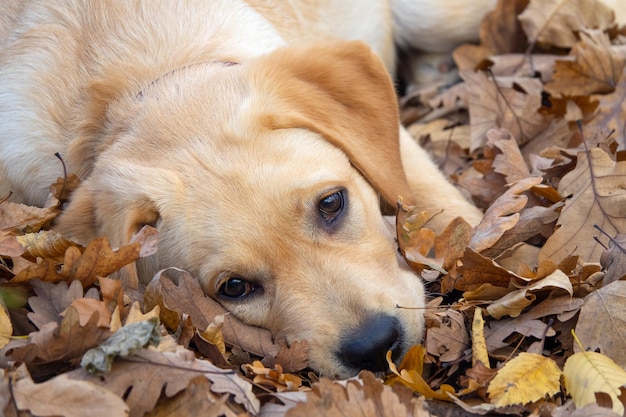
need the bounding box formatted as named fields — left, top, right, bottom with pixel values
left=0, top=0, right=482, bottom=378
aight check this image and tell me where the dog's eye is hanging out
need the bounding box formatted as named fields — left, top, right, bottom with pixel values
left=318, top=190, right=345, bottom=223
left=219, top=277, right=257, bottom=299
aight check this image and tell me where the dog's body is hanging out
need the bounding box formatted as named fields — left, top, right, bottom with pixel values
left=0, top=0, right=482, bottom=377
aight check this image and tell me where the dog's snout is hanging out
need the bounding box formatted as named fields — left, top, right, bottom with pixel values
left=340, top=314, right=401, bottom=373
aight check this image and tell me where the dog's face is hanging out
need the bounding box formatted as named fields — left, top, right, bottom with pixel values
left=56, top=42, right=425, bottom=378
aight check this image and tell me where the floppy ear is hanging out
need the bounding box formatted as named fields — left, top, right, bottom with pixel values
left=247, top=41, right=416, bottom=206
left=54, top=179, right=159, bottom=288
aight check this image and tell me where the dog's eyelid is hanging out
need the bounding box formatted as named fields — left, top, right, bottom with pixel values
left=317, top=188, right=347, bottom=225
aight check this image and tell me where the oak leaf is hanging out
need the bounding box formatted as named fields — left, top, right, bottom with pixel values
left=600, top=234, right=626, bottom=284
left=545, top=30, right=626, bottom=97
left=470, top=176, right=542, bottom=253
left=463, top=70, right=551, bottom=151
left=13, top=372, right=129, bottom=417
left=574, top=281, right=626, bottom=368
left=0, top=200, right=57, bottom=233
left=425, top=309, right=469, bottom=362
left=286, top=371, right=422, bottom=417
left=539, top=148, right=626, bottom=264
left=27, top=280, right=87, bottom=329
left=69, top=348, right=259, bottom=417
left=144, top=268, right=280, bottom=359
left=8, top=306, right=111, bottom=379
left=518, top=0, right=615, bottom=48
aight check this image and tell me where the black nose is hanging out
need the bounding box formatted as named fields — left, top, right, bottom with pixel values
left=339, top=314, right=401, bottom=373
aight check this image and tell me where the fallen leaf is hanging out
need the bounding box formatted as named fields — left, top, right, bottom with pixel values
left=518, top=0, right=615, bottom=48
left=0, top=200, right=57, bottom=233
left=0, top=304, right=12, bottom=349
left=564, top=349, right=626, bottom=415
left=386, top=345, right=456, bottom=401
left=70, top=348, right=259, bottom=417
left=81, top=318, right=160, bottom=373
left=472, top=308, right=490, bottom=368
left=600, top=234, right=626, bottom=284
left=545, top=30, right=626, bottom=97
left=145, top=376, right=235, bottom=417
left=16, top=230, right=78, bottom=263
left=487, top=352, right=561, bottom=407
left=574, top=281, right=626, bottom=368
left=470, top=176, right=542, bottom=253
left=287, top=371, right=422, bottom=417
left=463, top=70, right=551, bottom=152
left=425, top=309, right=469, bottom=362
left=145, top=268, right=280, bottom=359
left=243, top=361, right=303, bottom=392
left=539, top=148, right=626, bottom=264
left=13, top=372, right=129, bottom=417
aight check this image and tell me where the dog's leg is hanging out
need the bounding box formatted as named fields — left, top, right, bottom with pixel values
left=399, top=126, right=482, bottom=228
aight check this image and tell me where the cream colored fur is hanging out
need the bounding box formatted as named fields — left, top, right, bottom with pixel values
left=0, top=0, right=482, bottom=377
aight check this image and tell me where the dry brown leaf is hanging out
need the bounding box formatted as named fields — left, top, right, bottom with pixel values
left=63, top=298, right=111, bottom=328
left=574, top=281, right=626, bottom=368
left=485, top=314, right=556, bottom=351
left=13, top=372, right=128, bottom=417
left=0, top=231, right=26, bottom=257
left=463, top=70, right=552, bottom=152
left=8, top=306, right=111, bottom=375
left=585, top=68, right=626, bottom=150
left=600, top=234, right=626, bottom=284
left=490, top=128, right=532, bottom=182
left=16, top=230, right=78, bottom=263
left=145, top=376, right=236, bottom=417
left=425, top=309, right=469, bottom=362
left=454, top=248, right=518, bottom=291
left=539, top=148, right=626, bottom=264
left=545, top=30, right=626, bottom=97
left=287, top=371, right=422, bottom=417
left=271, top=340, right=310, bottom=373
left=243, top=361, right=303, bottom=392
left=27, top=280, right=86, bottom=329
left=144, top=268, right=280, bottom=359
left=470, top=177, right=542, bottom=253
left=453, top=0, right=529, bottom=71
left=0, top=200, right=57, bottom=233
left=69, top=348, right=259, bottom=417
left=518, top=0, right=616, bottom=48
left=12, top=236, right=142, bottom=285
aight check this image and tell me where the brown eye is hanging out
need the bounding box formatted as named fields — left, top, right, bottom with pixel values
left=219, top=277, right=257, bottom=299
left=319, top=190, right=345, bottom=223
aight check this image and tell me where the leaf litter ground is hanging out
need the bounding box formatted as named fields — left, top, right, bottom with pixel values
left=2, top=0, right=626, bottom=415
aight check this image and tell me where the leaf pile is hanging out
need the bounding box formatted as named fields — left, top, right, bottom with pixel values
left=2, top=0, right=626, bottom=415
left=395, top=0, right=626, bottom=414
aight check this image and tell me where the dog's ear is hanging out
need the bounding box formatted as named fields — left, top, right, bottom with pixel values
left=247, top=41, right=415, bottom=206
left=54, top=179, right=159, bottom=288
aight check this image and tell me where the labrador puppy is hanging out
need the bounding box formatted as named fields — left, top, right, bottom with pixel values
left=0, top=0, right=482, bottom=378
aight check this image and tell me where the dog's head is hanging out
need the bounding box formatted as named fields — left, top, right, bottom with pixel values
left=56, top=41, right=425, bottom=378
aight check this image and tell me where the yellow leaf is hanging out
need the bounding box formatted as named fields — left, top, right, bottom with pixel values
left=472, top=308, right=490, bottom=368
left=0, top=304, right=12, bottom=349
left=386, top=345, right=456, bottom=401
left=200, top=314, right=226, bottom=354
left=564, top=350, right=626, bottom=415
left=487, top=353, right=561, bottom=407
left=126, top=301, right=160, bottom=325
